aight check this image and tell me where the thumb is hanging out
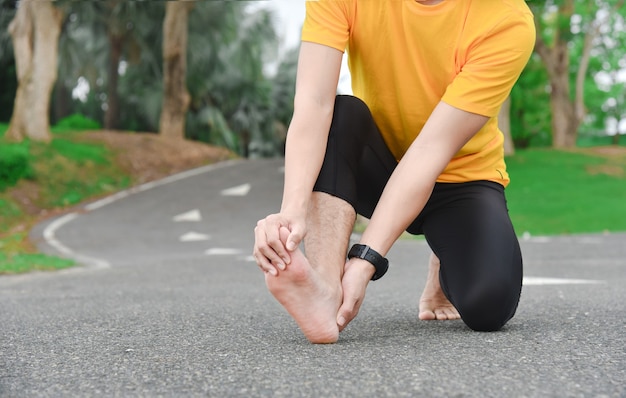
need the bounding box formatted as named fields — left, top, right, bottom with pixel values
left=337, top=297, right=359, bottom=330
left=286, top=227, right=304, bottom=252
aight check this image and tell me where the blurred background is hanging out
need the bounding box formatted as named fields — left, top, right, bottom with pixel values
left=1, top=1, right=625, bottom=154
left=0, top=0, right=625, bottom=273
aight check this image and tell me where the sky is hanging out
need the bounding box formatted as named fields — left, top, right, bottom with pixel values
left=264, top=0, right=307, bottom=52
left=260, top=0, right=352, bottom=93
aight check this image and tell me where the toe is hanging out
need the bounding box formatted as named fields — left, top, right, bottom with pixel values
left=434, top=309, right=448, bottom=320
left=419, top=310, right=436, bottom=320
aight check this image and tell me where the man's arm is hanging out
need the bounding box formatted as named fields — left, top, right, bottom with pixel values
left=361, top=101, right=488, bottom=254
left=254, top=42, right=343, bottom=275
left=337, top=101, right=489, bottom=328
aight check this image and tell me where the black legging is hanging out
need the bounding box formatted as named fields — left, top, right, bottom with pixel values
left=313, top=95, right=523, bottom=331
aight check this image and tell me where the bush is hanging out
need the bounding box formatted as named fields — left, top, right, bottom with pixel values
left=0, top=143, right=33, bottom=192
left=53, top=114, right=101, bottom=131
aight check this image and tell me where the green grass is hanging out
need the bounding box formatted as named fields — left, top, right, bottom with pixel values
left=506, top=148, right=626, bottom=235
left=0, top=252, right=75, bottom=273
left=0, top=126, right=131, bottom=274
left=0, top=233, right=75, bottom=274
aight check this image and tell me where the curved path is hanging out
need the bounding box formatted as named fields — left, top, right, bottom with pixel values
left=1, top=159, right=624, bottom=397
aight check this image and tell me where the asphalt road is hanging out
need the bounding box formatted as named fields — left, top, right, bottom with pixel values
left=1, top=158, right=625, bottom=397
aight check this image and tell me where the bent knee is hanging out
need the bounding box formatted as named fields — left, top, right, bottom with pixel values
left=456, top=282, right=521, bottom=332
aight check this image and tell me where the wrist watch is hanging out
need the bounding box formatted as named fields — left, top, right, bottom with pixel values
left=347, top=244, right=389, bottom=281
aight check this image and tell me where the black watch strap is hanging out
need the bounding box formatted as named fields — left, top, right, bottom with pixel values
left=347, top=244, right=389, bottom=281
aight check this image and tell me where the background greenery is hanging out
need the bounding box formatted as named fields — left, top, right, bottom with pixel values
left=1, top=1, right=625, bottom=273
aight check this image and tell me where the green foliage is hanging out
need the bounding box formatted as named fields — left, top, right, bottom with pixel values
left=0, top=1, right=16, bottom=123
left=0, top=143, right=34, bottom=192
left=526, top=0, right=626, bottom=145
left=506, top=149, right=626, bottom=235
left=53, top=114, right=102, bottom=132
left=47, top=1, right=284, bottom=156
left=510, top=53, right=552, bottom=148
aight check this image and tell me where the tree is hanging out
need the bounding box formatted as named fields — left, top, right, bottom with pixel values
left=184, top=3, right=279, bottom=156
left=530, top=0, right=626, bottom=148
left=510, top=53, right=552, bottom=148
left=6, top=0, right=63, bottom=142
left=159, top=1, right=194, bottom=140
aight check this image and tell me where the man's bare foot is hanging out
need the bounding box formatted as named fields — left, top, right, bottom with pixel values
left=419, top=253, right=460, bottom=320
left=265, top=227, right=342, bottom=343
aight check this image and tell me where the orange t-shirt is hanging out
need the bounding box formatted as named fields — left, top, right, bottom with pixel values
left=301, top=0, right=535, bottom=186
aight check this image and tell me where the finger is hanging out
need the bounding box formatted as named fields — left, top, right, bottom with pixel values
left=337, top=296, right=362, bottom=332
left=254, top=251, right=278, bottom=276
left=264, top=222, right=291, bottom=268
left=254, top=224, right=283, bottom=273
left=285, top=226, right=305, bottom=253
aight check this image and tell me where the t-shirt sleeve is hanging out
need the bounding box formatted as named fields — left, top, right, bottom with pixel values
left=301, top=0, right=352, bottom=53
left=442, top=12, right=536, bottom=117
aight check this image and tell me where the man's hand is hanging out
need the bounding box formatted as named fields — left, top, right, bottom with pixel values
left=253, top=213, right=306, bottom=276
left=336, top=258, right=376, bottom=331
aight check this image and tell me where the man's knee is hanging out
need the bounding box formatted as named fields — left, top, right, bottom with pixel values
left=456, top=280, right=521, bottom=332
left=330, top=95, right=371, bottom=137
left=334, top=94, right=369, bottom=115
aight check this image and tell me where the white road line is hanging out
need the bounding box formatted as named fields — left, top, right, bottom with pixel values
left=173, top=209, right=202, bottom=222
left=220, top=183, right=251, bottom=196
left=179, top=232, right=211, bottom=242
left=205, top=248, right=243, bottom=255
left=43, top=213, right=110, bottom=269
left=85, top=160, right=241, bottom=211
left=523, top=277, right=605, bottom=286
left=42, top=159, right=242, bottom=268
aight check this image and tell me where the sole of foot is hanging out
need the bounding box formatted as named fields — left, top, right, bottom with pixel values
left=265, top=227, right=341, bottom=344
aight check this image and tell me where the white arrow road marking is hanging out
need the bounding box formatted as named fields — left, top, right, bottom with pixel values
left=173, top=209, right=202, bottom=222
left=205, top=248, right=243, bottom=255
left=179, top=232, right=211, bottom=242
left=523, top=277, right=605, bottom=286
left=220, top=184, right=251, bottom=197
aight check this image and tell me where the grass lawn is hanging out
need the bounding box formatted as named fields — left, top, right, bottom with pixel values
left=506, top=148, right=626, bottom=236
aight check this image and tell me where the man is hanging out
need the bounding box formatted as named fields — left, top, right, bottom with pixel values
left=254, top=0, right=535, bottom=344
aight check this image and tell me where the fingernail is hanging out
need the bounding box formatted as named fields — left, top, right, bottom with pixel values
left=282, top=257, right=290, bottom=265
left=277, top=262, right=285, bottom=270
left=286, top=242, right=296, bottom=251
left=337, top=316, right=346, bottom=327
left=269, top=268, right=278, bottom=276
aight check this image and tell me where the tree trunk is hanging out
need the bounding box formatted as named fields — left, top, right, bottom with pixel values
left=104, top=32, right=122, bottom=130
left=159, top=1, right=194, bottom=140
left=550, top=68, right=578, bottom=148
left=6, top=0, right=63, bottom=142
left=498, top=96, right=514, bottom=156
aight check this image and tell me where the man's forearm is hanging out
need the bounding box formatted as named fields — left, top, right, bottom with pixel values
left=280, top=100, right=335, bottom=217
left=358, top=101, right=489, bottom=256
